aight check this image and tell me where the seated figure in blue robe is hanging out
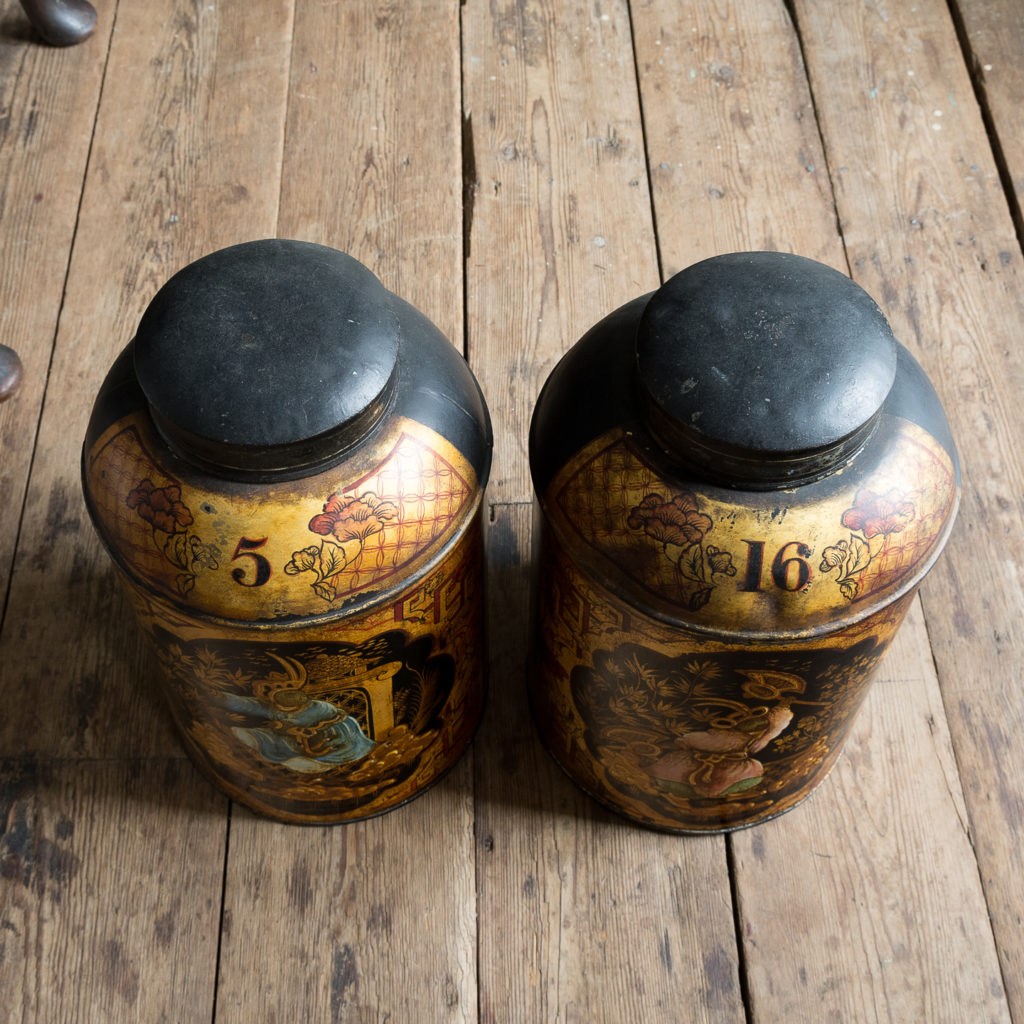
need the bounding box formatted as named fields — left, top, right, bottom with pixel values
left=220, top=688, right=376, bottom=773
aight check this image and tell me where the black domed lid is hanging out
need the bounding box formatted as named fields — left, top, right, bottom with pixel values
left=133, top=239, right=399, bottom=477
left=636, top=251, right=898, bottom=486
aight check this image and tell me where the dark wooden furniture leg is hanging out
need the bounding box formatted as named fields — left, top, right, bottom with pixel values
left=18, top=0, right=96, bottom=46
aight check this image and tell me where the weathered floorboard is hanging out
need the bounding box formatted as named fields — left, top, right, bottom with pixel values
left=735, top=603, right=1009, bottom=1022
left=951, top=0, right=1024, bottom=231
left=0, top=758, right=227, bottom=1024
left=277, top=0, right=464, bottom=344
left=463, top=0, right=658, bottom=505
left=793, top=0, right=1024, bottom=1014
left=0, top=0, right=294, bottom=759
left=214, top=3, right=478, bottom=1021
left=632, top=0, right=841, bottom=273
left=464, top=1, right=743, bottom=1019
left=0, top=0, right=1020, bottom=1019
left=479, top=504, right=744, bottom=1023
left=0, top=1, right=293, bottom=1021
left=0, top=0, right=112, bottom=607
left=632, top=1, right=1009, bottom=1018
left=219, top=775, right=476, bottom=1024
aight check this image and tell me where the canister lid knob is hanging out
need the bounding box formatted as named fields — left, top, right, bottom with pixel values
left=635, top=251, right=898, bottom=486
left=133, top=239, right=399, bottom=477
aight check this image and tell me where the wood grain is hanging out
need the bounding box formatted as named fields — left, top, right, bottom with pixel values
left=0, top=758, right=227, bottom=1024
left=217, top=770, right=476, bottom=1024
left=793, top=0, right=1024, bottom=1014
left=464, top=1, right=743, bottom=1018
left=278, top=0, right=464, bottom=344
left=0, top=2, right=292, bottom=1021
left=214, top=4, right=478, bottom=1021
left=477, top=504, right=744, bottom=1023
left=0, top=0, right=294, bottom=759
left=0, top=0, right=111, bottom=607
left=951, top=0, right=1024, bottom=227
left=632, top=0, right=842, bottom=275
left=462, top=0, right=659, bottom=505
left=735, top=601, right=1010, bottom=1022
left=632, top=0, right=1008, bottom=1018
left=0, top=0, right=1021, bottom=1019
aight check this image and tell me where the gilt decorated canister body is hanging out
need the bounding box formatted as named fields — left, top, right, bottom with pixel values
left=83, top=240, right=492, bottom=823
left=529, top=252, right=959, bottom=832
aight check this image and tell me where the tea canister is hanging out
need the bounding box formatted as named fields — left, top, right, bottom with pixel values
left=83, top=239, right=492, bottom=823
left=529, top=251, right=959, bottom=832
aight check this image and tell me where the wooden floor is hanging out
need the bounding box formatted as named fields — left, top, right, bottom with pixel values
left=1, top=0, right=1022, bottom=1020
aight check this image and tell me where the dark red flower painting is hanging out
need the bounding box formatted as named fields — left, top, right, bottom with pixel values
left=126, top=478, right=194, bottom=533
left=626, top=492, right=712, bottom=547
left=309, top=491, right=397, bottom=542
left=840, top=488, right=914, bottom=538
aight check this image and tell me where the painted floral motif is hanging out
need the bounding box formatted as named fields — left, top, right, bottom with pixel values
left=126, top=478, right=219, bottom=595
left=841, top=488, right=915, bottom=538
left=627, top=492, right=711, bottom=546
left=309, top=490, right=398, bottom=542
left=627, top=492, right=736, bottom=610
left=820, top=487, right=915, bottom=600
left=286, top=491, right=397, bottom=603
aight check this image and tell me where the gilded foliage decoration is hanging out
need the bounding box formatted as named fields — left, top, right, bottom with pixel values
left=572, top=650, right=802, bottom=798
left=563, top=634, right=888, bottom=827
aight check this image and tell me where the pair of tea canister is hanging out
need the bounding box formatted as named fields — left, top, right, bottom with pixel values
left=82, top=241, right=959, bottom=830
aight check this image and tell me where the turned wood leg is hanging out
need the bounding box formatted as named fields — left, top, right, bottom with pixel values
left=0, top=346, right=23, bottom=402
left=18, top=0, right=97, bottom=46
